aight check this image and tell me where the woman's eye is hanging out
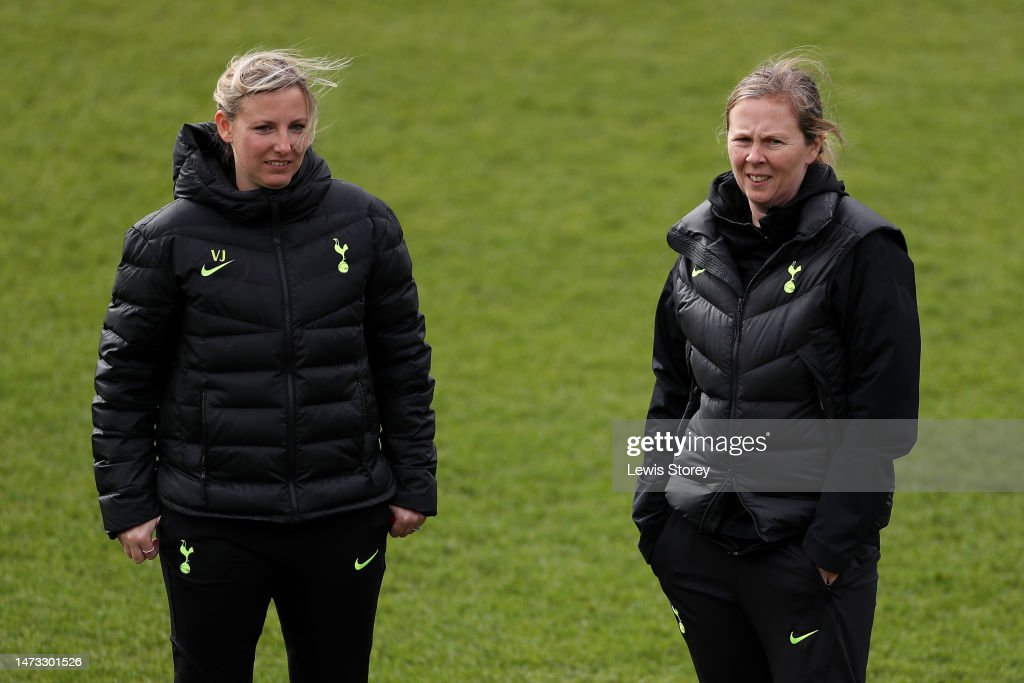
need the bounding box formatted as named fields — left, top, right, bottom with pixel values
left=290, top=124, right=306, bottom=132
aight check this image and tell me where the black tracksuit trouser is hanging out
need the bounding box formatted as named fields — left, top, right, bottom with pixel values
left=649, top=512, right=879, bottom=683
left=157, top=503, right=391, bottom=683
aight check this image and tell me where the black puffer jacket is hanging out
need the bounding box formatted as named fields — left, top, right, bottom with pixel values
left=634, top=166, right=919, bottom=572
left=92, top=123, right=436, bottom=537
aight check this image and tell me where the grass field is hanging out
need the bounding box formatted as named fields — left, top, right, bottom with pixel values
left=2, top=1, right=1023, bottom=681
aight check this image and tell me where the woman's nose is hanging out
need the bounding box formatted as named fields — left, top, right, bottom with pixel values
left=273, top=134, right=292, bottom=152
left=746, top=144, right=765, bottom=163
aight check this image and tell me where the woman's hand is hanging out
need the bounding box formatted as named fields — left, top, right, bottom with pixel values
left=117, top=516, right=162, bottom=564
left=389, top=505, right=426, bottom=538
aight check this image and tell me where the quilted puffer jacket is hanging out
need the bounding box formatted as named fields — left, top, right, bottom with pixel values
left=92, top=123, right=436, bottom=537
left=635, top=166, right=919, bottom=572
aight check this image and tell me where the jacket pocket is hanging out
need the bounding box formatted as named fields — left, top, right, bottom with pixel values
left=796, top=347, right=835, bottom=419
left=636, top=494, right=670, bottom=564
left=355, top=381, right=372, bottom=431
left=682, top=341, right=701, bottom=419
left=355, top=382, right=381, bottom=486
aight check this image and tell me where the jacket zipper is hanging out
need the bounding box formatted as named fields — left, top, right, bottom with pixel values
left=725, top=226, right=816, bottom=414
left=200, top=390, right=209, bottom=506
left=682, top=210, right=836, bottom=542
left=729, top=297, right=745, bottom=420
left=696, top=273, right=747, bottom=534
left=271, top=200, right=299, bottom=514
left=721, top=245, right=796, bottom=540
left=733, top=479, right=764, bottom=540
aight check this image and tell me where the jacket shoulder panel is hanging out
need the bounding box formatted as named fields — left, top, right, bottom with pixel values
left=132, top=198, right=224, bottom=239
left=317, top=180, right=385, bottom=217
left=667, top=200, right=715, bottom=249
left=831, top=197, right=906, bottom=251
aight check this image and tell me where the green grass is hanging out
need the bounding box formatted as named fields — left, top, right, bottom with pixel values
left=2, top=1, right=1022, bottom=680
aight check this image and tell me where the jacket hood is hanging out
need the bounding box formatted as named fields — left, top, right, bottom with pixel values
left=707, top=163, right=847, bottom=242
left=667, top=163, right=848, bottom=277
left=171, top=122, right=333, bottom=224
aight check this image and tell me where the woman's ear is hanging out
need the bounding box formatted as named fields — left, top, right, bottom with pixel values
left=807, top=133, right=823, bottom=163
left=214, top=110, right=233, bottom=143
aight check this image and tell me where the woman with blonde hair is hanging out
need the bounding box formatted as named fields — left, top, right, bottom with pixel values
left=93, top=50, right=436, bottom=682
left=634, top=53, right=919, bottom=682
